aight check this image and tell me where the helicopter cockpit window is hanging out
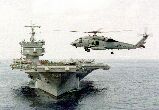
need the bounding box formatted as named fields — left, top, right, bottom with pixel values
left=95, top=41, right=99, bottom=45
left=79, top=38, right=82, bottom=43
left=106, top=39, right=118, bottom=42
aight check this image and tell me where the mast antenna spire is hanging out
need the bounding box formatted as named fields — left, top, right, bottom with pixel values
left=24, top=24, right=41, bottom=42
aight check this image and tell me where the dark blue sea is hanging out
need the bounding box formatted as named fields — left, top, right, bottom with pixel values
left=0, top=59, right=159, bottom=110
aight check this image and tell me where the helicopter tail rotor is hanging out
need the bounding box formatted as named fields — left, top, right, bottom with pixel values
left=137, top=27, right=153, bottom=37
left=136, top=28, right=151, bottom=48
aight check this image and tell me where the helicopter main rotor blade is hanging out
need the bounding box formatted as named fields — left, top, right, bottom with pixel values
left=122, top=29, right=134, bottom=31
left=53, top=29, right=134, bottom=34
left=103, top=31, right=121, bottom=33
left=70, top=31, right=78, bottom=32
left=53, top=29, right=62, bottom=31
left=53, top=29, right=79, bottom=33
left=97, top=28, right=103, bottom=32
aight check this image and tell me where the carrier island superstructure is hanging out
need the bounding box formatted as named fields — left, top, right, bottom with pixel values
left=10, top=25, right=110, bottom=96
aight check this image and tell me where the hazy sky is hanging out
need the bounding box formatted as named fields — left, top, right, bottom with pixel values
left=0, top=0, right=158, bottom=59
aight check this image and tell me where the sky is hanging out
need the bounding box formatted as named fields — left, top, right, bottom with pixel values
left=0, top=0, right=159, bottom=60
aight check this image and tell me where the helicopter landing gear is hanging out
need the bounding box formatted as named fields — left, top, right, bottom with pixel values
left=84, top=47, right=90, bottom=52
left=87, top=49, right=90, bottom=52
left=111, top=52, right=114, bottom=54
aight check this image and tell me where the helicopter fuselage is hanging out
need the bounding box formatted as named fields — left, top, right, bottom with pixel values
left=71, top=35, right=137, bottom=52
left=71, top=33, right=149, bottom=53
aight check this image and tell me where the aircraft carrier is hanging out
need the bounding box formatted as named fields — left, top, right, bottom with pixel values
left=10, top=25, right=110, bottom=96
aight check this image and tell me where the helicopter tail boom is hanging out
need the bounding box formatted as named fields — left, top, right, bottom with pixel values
left=135, top=34, right=148, bottom=48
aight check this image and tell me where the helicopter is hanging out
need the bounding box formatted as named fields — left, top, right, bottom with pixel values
left=70, top=29, right=150, bottom=54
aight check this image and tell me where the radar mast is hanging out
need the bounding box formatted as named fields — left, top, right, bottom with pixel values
left=24, top=24, right=41, bottom=42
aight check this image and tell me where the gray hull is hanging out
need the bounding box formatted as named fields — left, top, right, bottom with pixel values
left=25, top=64, right=110, bottom=96
left=35, top=73, right=79, bottom=96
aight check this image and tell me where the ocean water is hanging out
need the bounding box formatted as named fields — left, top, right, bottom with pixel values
left=0, top=60, right=159, bottom=110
